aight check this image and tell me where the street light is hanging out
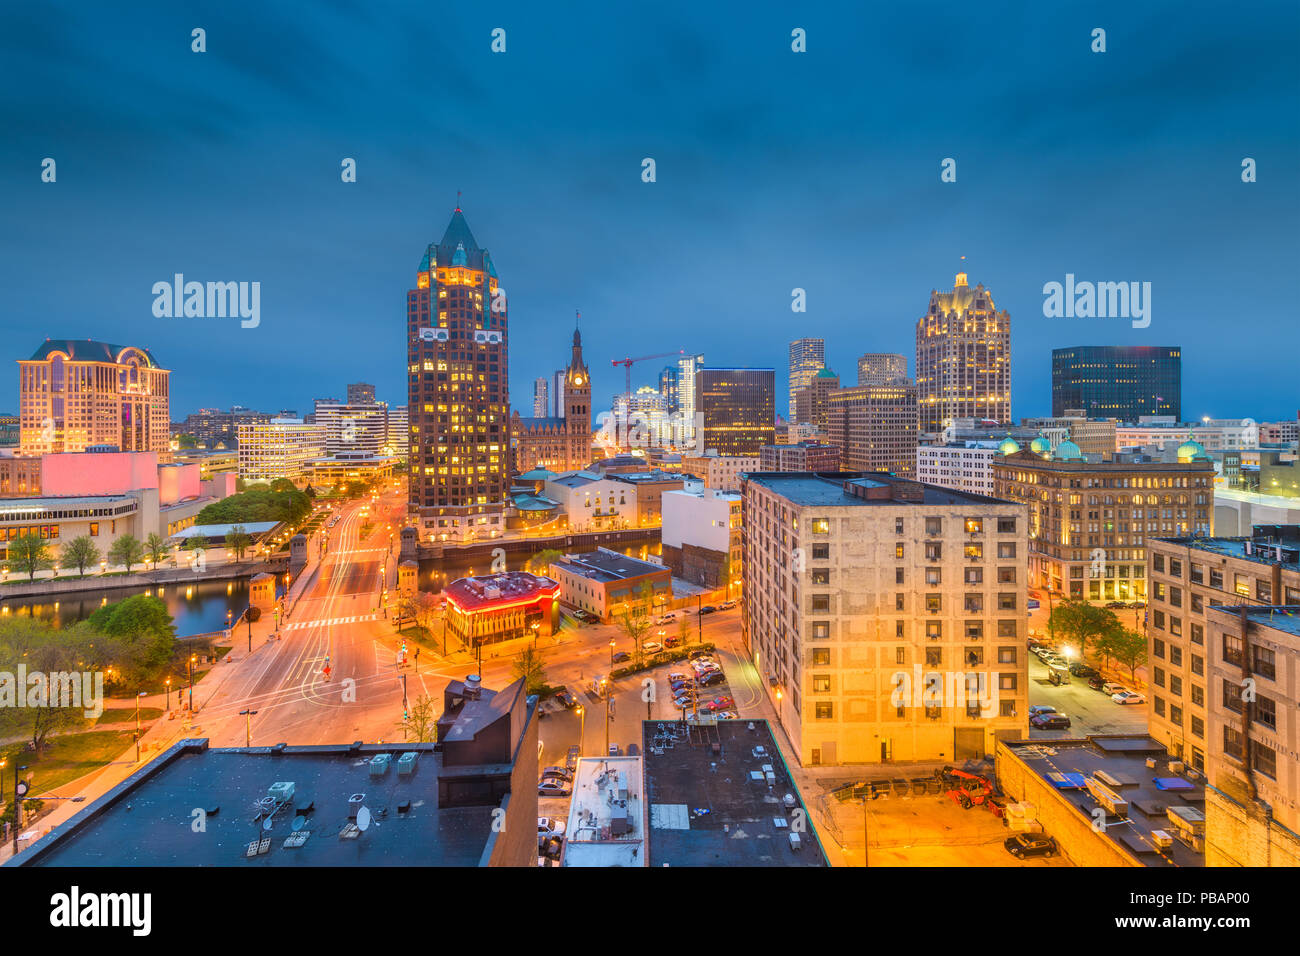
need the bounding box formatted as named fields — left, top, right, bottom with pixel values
left=134, top=690, right=147, bottom=762
left=11, top=762, right=28, bottom=854
left=187, top=654, right=196, bottom=712
left=602, top=678, right=611, bottom=755
left=531, top=621, right=540, bottom=648
left=576, top=704, right=586, bottom=756
left=240, top=709, right=258, bottom=747
left=609, top=638, right=615, bottom=668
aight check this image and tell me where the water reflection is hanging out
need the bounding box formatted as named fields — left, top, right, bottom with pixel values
left=0, top=578, right=256, bottom=636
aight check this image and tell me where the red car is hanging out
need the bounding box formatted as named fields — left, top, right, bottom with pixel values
left=703, top=696, right=734, bottom=712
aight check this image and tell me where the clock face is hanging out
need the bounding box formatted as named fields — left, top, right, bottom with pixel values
left=574, top=376, right=584, bottom=386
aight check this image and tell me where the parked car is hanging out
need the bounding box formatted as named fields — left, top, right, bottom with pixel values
left=541, top=765, right=573, bottom=781
left=538, top=817, right=566, bottom=845
left=1112, top=690, right=1146, bottom=705
left=713, top=711, right=739, bottom=719
left=537, top=779, right=571, bottom=797
left=1101, top=681, right=1127, bottom=695
left=554, top=689, right=577, bottom=709
left=642, top=641, right=663, bottom=654
left=718, top=600, right=736, bottom=610
left=1087, top=674, right=1106, bottom=690
left=565, top=746, right=581, bottom=773
left=698, top=671, right=726, bottom=687
left=656, top=613, right=676, bottom=624
left=698, top=605, right=717, bottom=615
left=1030, top=712, right=1072, bottom=730
left=1069, top=662, right=1099, bottom=678
left=664, top=636, right=680, bottom=648
left=1028, top=705, right=1058, bottom=716
left=703, top=696, right=735, bottom=712
left=1004, top=833, right=1058, bottom=859
left=612, top=651, right=630, bottom=663
left=689, top=649, right=712, bottom=660
left=1105, top=601, right=1127, bottom=609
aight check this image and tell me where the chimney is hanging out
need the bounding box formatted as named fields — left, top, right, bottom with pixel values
left=464, top=674, right=482, bottom=699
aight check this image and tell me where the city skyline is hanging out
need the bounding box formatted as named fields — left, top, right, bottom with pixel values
left=3, top=4, right=1297, bottom=421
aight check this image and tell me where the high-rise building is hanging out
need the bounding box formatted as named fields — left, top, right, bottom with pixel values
left=533, top=378, right=549, bottom=418
left=237, top=418, right=326, bottom=483
left=407, top=207, right=509, bottom=542
left=792, top=369, right=840, bottom=432
left=825, top=380, right=919, bottom=478
left=677, top=353, right=704, bottom=445
left=658, top=365, right=679, bottom=411
left=915, top=273, right=1011, bottom=435
left=346, top=382, right=376, bottom=405
left=741, top=471, right=1029, bottom=766
left=19, top=340, right=171, bottom=456
left=385, top=405, right=409, bottom=458
left=511, top=328, right=592, bottom=474
left=759, top=442, right=841, bottom=472
left=314, top=398, right=390, bottom=456
left=1051, top=346, right=1180, bottom=420
left=695, top=367, right=774, bottom=457
left=857, top=353, right=908, bottom=386
left=992, top=441, right=1215, bottom=602
left=787, top=338, right=825, bottom=421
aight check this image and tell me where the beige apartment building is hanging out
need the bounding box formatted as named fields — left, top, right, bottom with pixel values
left=741, top=471, right=1029, bottom=767
left=1145, top=527, right=1300, bottom=865
left=992, top=446, right=1214, bottom=602
left=19, top=340, right=171, bottom=456
left=825, top=380, right=919, bottom=479
left=679, top=453, right=760, bottom=492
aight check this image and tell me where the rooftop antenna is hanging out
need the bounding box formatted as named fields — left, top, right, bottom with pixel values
left=455, top=190, right=462, bottom=212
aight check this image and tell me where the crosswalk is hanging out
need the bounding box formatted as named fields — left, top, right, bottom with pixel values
left=284, top=613, right=378, bottom=632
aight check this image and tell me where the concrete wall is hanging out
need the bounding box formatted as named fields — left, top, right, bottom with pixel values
left=481, top=697, right=540, bottom=867
left=1204, top=780, right=1300, bottom=867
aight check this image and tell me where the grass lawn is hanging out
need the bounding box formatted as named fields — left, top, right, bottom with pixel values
left=3, top=728, right=142, bottom=796
left=94, top=707, right=163, bottom=725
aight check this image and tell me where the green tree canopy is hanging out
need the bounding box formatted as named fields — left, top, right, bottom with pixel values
left=7, top=533, right=55, bottom=580
left=144, top=532, right=169, bottom=569
left=225, top=525, right=253, bottom=559
left=1048, top=599, right=1119, bottom=659
left=196, top=486, right=311, bottom=526
left=60, top=535, right=100, bottom=577
left=108, top=534, right=146, bottom=573
left=510, top=646, right=549, bottom=695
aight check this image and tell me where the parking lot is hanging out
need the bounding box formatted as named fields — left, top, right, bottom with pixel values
left=1025, top=649, right=1149, bottom=738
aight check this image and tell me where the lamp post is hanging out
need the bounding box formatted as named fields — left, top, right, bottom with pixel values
left=188, top=654, right=196, bottom=712
left=531, top=621, right=540, bottom=648
left=246, top=609, right=253, bottom=653
left=165, top=677, right=172, bottom=709
left=240, top=709, right=258, bottom=747
left=134, top=690, right=147, bottom=762
left=603, top=678, right=610, bottom=755
left=609, top=638, right=615, bottom=669
left=11, top=762, right=29, bottom=855
left=775, top=686, right=784, bottom=738
left=225, top=609, right=232, bottom=641
left=576, top=704, right=585, bottom=756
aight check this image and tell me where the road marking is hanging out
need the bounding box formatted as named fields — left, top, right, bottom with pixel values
left=284, top=613, right=377, bottom=631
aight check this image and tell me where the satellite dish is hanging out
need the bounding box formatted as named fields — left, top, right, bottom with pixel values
left=292, top=815, right=305, bottom=831
left=356, top=806, right=371, bottom=831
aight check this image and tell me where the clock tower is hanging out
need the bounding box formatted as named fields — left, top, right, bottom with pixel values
left=564, top=326, right=590, bottom=440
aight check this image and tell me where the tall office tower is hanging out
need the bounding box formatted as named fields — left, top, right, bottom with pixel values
left=19, top=340, right=171, bottom=455
left=787, top=338, right=826, bottom=420
left=741, top=471, right=1029, bottom=766
left=347, top=383, right=376, bottom=405
left=857, top=353, right=908, bottom=386
left=658, top=365, right=679, bottom=411
left=825, top=380, right=920, bottom=477
left=694, top=367, right=774, bottom=457
left=407, top=207, right=509, bottom=542
left=314, top=397, right=389, bottom=455
left=533, top=378, right=549, bottom=417
left=677, top=353, right=705, bottom=442
left=915, top=273, right=1011, bottom=435
left=385, top=405, right=409, bottom=458
left=793, top=369, right=840, bottom=432
left=552, top=369, right=567, bottom=421
left=237, top=418, right=327, bottom=482
left=1051, top=345, right=1181, bottom=420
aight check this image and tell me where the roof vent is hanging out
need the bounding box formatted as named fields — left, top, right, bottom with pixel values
left=464, top=674, right=482, bottom=699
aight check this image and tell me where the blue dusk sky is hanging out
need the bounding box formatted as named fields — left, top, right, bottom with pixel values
left=2, top=1, right=1297, bottom=421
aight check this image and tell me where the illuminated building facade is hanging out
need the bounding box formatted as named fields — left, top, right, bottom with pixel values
left=695, top=367, right=774, bottom=457
left=787, top=338, right=825, bottom=421
left=443, top=571, right=560, bottom=649
left=19, top=340, right=171, bottom=456
left=915, top=273, right=1011, bottom=435
left=991, top=443, right=1215, bottom=602
left=407, top=208, right=509, bottom=542
left=857, top=353, right=908, bottom=386
left=824, top=380, right=919, bottom=478
left=792, top=369, right=839, bottom=432
left=511, top=328, right=592, bottom=474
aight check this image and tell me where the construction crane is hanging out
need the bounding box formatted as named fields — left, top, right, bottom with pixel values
left=611, top=350, right=685, bottom=396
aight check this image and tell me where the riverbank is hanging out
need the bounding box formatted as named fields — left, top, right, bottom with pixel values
left=0, top=557, right=287, bottom=599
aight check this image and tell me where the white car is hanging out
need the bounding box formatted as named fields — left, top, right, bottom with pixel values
left=1101, top=681, right=1127, bottom=695
left=642, top=641, right=663, bottom=654
left=538, top=817, right=566, bottom=844
left=1111, top=690, right=1146, bottom=705
left=656, top=614, right=676, bottom=624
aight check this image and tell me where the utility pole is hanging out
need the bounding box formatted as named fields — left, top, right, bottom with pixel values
left=240, top=709, right=258, bottom=747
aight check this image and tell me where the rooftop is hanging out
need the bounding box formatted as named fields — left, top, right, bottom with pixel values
left=641, top=718, right=827, bottom=867
left=1206, top=604, right=1300, bottom=640
left=743, top=471, right=1013, bottom=507
left=445, top=571, right=559, bottom=613
left=11, top=740, right=499, bottom=867
left=610, top=470, right=685, bottom=484
left=1001, top=736, right=1205, bottom=867
left=561, top=756, right=647, bottom=867
left=1154, top=527, right=1300, bottom=570
left=171, top=521, right=280, bottom=539
left=0, top=494, right=137, bottom=514
left=27, top=339, right=162, bottom=367
left=553, top=548, right=667, bottom=584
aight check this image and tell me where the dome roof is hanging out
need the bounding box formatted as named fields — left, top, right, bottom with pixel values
left=814, top=368, right=838, bottom=379
left=1029, top=435, right=1052, bottom=456
left=1055, top=440, right=1084, bottom=461
left=997, top=437, right=1020, bottom=455
left=1177, top=438, right=1208, bottom=461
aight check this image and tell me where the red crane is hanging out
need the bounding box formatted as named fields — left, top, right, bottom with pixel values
left=611, top=350, right=685, bottom=396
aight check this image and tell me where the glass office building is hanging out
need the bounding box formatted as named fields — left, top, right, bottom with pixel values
left=1051, top=346, right=1180, bottom=420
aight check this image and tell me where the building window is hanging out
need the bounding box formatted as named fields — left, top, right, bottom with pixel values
left=997, top=593, right=1016, bottom=611
left=1153, top=666, right=1165, bottom=688
left=1152, top=638, right=1165, bottom=659
left=996, top=517, right=1016, bottom=533
left=811, top=518, right=830, bottom=534
left=811, top=621, right=830, bottom=639
left=815, top=702, right=833, bottom=720
left=812, top=648, right=830, bottom=666
left=812, top=675, right=831, bottom=693
left=1255, top=743, right=1277, bottom=779
left=1190, top=623, right=1203, bottom=646
left=997, top=543, right=1016, bottom=559
left=896, top=567, right=905, bottom=584
left=895, top=621, right=904, bottom=638
left=997, top=646, right=1016, bottom=664
left=895, top=543, right=904, bottom=559
left=1153, top=554, right=1164, bottom=573
left=1223, top=727, right=1244, bottom=759
left=894, top=646, right=905, bottom=664
left=926, top=621, right=942, bottom=640
left=895, top=593, right=905, bottom=611
left=925, top=568, right=941, bottom=585
left=925, top=517, right=942, bottom=535
left=1233, top=573, right=1250, bottom=597
left=1190, top=715, right=1204, bottom=739
left=811, top=595, right=830, bottom=612
left=811, top=569, right=830, bottom=585
left=1255, top=695, right=1277, bottom=730
left=1222, top=679, right=1244, bottom=714
left=925, top=542, right=942, bottom=561
left=1222, top=635, right=1243, bottom=667
left=926, top=594, right=941, bottom=612
left=1154, top=696, right=1165, bottom=717
left=1253, top=646, right=1276, bottom=680
left=811, top=543, right=829, bottom=560
left=965, top=518, right=983, bottom=534
left=1191, top=684, right=1204, bottom=706
left=895, top=518, right=904, bottom=535
left=998, top=619, right=1017, bottom=638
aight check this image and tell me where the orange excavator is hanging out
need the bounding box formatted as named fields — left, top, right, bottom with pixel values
left=936, top=766, right=1005, bottom=818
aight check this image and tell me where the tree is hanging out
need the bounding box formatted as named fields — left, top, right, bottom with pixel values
left=225, top=525, right=253, bottom=560
left=414, top=592, right=440, bottom=635
left=177, top=433, right=199, bottom=448
left=60, top=535, right=100, bottom=577
left=510, top=646, right=549, bottom=695
left=0, top=618, right=95, bottom=753
left=184, top=536, right=208, bottom=567
left=1105, top=626, right=1148, bottom=683
left=526, top=548, right=564, bottom=576
left=616, top=590, right=654, bottom=662
left=402, top=694, right=437, bottom=743
left=7, top=533, right=54, bottom=581
left=108, top=534, right=145, bottom=573
left=1048, top=599, right=1118, bottom=659
left=678, top=616, right=693, bottom=646
left=88, top=595, right=177, bottom=686
left=144, top=532, right=169, bottom=569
